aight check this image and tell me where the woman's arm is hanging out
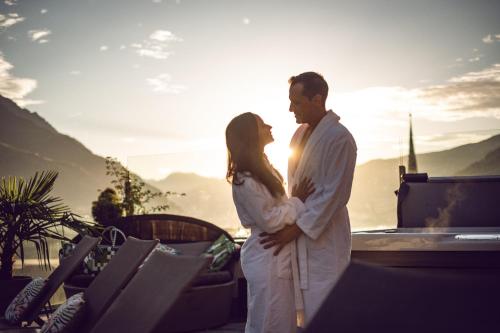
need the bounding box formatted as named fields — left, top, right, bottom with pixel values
left=233, top=176, right=305, bottom=234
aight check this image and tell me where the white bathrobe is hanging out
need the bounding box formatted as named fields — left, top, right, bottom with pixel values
left=288, top=110, right=357, bottom=323
left=232, top=171, right=305, bottom=333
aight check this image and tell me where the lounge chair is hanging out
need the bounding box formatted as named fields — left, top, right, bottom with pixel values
left=121, top=214, right=240, bottom=332
left=0, top=235, right=100, bottom=330
left=2, top=237, right=158, bottom=333
left=305, top=260, right=500, bottom=333
left=66, top=214, right=240, bottom=332
left=75, top=236, right=159, bottom=333
left=89, top=251, right=209, bottom=333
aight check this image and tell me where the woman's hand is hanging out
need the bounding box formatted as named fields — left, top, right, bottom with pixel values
left=292, top=177, right=315, bottom=203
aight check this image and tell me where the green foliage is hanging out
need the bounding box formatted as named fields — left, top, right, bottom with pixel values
left=91, top=188, right=122, bottom=227
left=0, top=171, right=97, bottom=279
left=104, top=157, right=184, bottom=216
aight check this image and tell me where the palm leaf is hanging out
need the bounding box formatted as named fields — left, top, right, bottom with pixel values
left=1, top=171, right=91, bottom=277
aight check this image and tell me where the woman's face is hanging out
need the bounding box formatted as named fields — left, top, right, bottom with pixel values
left=255, top=115, right=274, bottom=147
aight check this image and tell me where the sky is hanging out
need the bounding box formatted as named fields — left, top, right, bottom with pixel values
left=1, top=0, right=500, bottom=179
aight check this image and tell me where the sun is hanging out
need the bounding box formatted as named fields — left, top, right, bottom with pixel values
left=265, top=142, right=293, bottom=177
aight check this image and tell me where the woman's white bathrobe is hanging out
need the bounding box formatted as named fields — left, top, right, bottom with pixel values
left=288, top=110, right=357, bottom=323
left=232, top=172, right=305, bottom=333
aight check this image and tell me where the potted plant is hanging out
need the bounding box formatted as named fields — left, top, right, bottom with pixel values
left=0, top=171, right=85, bottom=312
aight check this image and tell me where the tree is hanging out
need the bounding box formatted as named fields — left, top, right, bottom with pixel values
left=104, top=157, right=183, bottom=216
left=0, top=171, right=96, bottom=280
left=91, top=188, right=122, bottom=227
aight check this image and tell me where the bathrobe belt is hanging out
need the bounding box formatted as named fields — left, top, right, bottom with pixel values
left=291, top=236, right=308, bottom=311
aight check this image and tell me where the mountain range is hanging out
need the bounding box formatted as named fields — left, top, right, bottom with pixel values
left=1, top=94, right=499, bottom=232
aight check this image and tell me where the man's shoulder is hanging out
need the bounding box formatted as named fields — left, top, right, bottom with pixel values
left=327, top=121, right=355, bottom=144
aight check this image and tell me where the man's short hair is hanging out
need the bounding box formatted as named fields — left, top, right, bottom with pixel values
left=289, top=72, right=329, bottom=103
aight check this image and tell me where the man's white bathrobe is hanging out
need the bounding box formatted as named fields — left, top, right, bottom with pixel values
left=232, top=171, right=305, bottom=333
left=289, top=110, right=357, bottom=323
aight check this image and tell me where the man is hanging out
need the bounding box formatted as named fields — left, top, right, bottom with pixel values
left=260, top=71, right=357, bottom=324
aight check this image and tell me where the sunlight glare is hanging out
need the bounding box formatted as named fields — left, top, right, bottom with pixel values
left=265, top=142, right=293, bottom=177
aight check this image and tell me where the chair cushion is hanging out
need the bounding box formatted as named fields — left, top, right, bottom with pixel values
left=40, top=292, right=85, bottom=333
left=138, top=243, right=180, bottom=269
left=192, top=270, right=233, bottom=287
left=4, top=277, right=46, bottom=324
left=204, top=234, right=236, bottom=272
left=169, top=241, right=212, bottom=256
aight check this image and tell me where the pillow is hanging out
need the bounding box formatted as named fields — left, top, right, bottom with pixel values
left=4, top=277, right=46, bottom=324
left=138, top=243, right=181, bottom=269
left=40, top=292, right=85, bottom=333
left=204, top=234, right=236, bottom=272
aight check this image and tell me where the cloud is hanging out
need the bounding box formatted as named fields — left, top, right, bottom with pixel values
left=0, top=13, right=25, bottom=28
left=99, top=45, right=108, bottom=51
left=333, top=63, right=500, bottom=130
left=146, top=73, right=186, bottom=94
left=449, top=64, right=500, bottom=83
left=468, top=55, right=483, bottom=63
left=483, top=35, right=494, bottom=44
left=150, top=30, right=182, bottom=42
left=482, top=34, right=500, bottom=44
left=4, top=0, right=17, bottom=5
left=0, top=53, right=42, bottom=107
left=131, top=30, right=182, bottom=60
left=418, top=64, right=500, bottom=117
left=41, top=9, right=48, bottom=14
left=69, top=70, right=81, bottom=75
left=28, top=29, right=51, bottom=43
left=242, top=18, right=250, bottom=25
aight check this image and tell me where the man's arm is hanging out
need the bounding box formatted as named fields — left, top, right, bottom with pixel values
left=259, top=224, right=303, bottom=255
left=260, top=137, right=356, bottom=254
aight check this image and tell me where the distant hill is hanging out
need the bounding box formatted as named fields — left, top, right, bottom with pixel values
left=458, top=147, right=500, bottom=176
left=0, top=95, right=112, bottom=215
left=0, top=95, right=163, bottom=217
left=2, top=94, right=500, bottom=231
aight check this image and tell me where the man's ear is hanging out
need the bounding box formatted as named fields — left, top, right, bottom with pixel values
left=312, top=94, right=323, bottom=106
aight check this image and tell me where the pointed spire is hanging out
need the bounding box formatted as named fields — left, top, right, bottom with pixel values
left=408, top=113, right=418, bottom=173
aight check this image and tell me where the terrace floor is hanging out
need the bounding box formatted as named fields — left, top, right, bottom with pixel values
left=195, top=322, right=246, bottom=332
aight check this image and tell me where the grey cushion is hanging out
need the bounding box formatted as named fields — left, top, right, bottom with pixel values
left=169, top=241, right=212, bottom=256
left=192, top=271, right=233, bottom=287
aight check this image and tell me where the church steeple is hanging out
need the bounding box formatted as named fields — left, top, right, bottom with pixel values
left=408, top=113, right=418, bottom=173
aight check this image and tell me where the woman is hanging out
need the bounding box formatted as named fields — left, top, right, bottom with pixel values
left=226, top=112, right=314, bottom=333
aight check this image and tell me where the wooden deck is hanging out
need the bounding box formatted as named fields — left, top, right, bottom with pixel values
left=194, top=322, right=246, bottom=332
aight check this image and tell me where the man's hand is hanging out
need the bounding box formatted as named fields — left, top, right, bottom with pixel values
left=259, top=224, right=303, bottom=255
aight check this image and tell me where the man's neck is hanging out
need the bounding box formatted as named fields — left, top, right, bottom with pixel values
left=307, top=109, right=328, bottom=130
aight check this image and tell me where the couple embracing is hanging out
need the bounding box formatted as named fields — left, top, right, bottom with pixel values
left=226, top=72, right=357, bottom=332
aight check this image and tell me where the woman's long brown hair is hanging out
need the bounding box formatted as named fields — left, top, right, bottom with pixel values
left=225, top=112, right=285, bottom=198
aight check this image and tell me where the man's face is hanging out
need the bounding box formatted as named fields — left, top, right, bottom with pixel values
left=289, top=83, right=315, bottom=124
